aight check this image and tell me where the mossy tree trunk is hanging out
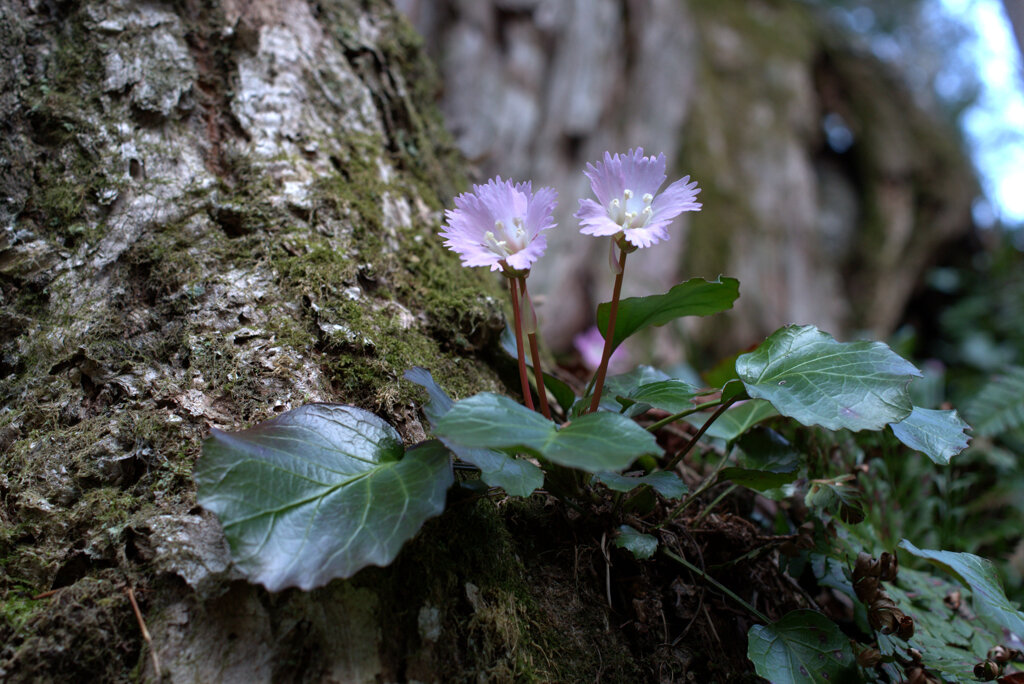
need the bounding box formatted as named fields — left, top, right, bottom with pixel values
left=1, top=1, right=633, bottom=681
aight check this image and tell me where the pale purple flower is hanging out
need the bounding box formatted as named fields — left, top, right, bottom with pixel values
left=574, top=326, right=630, bottom=374
left=575, top=148, right=701, bottom=248
left=440, top=177, right=558, bottom=273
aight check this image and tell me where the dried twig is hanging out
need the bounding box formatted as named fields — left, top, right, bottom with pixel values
left=125, top=584, right=162, bottom=679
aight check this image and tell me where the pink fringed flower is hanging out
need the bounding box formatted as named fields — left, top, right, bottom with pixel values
left=440, top=177, right=558, bottom=273
left=575, top=148, right=701, bottom=249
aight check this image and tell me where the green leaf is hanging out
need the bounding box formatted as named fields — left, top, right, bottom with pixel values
left=720, top=378, right=750, bottom=402
left=617, top=380, right=700, bottom=414
left=405, top=368, right=543, bottom=497
left=899, top=539, right=1024, bottom=638
left=805, top=477, right=864, bottom=524
left=963, top=365, right=1024, bottom=437
left=595, top=366, right=674, bottom=416
left=720, top=428, right=800, bottom=492
left=595, top=471, right=688, bottom=499
left=747, top=610, right=856, bottom=684
left=736, top=325, right=921, bottom=431
left=888, top=407, right=970, bottom=465
left=195, top=405, right=453, bottom=591
left=544, top=374, right=577, bottom=414
left=614, top=524, right=658, bottom=560
left=704, top=351, right=742, bottom=389
left=688, top=400, right=778, bottom=442
left=435, top=393, right=659, bottom=473
left=605, top=366, right=673, bottom=393
left=596, top=276, right=740, bottom=351
left=884, top=567, right=994, bottom=682
left=546, top=413, right=661, bottom=471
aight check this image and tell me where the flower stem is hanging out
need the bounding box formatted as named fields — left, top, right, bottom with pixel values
left=588, top=247, right=628, bottom=413
left=518, top=278, right=551, bottom=419
left=509, top=277, right=535, bottom=411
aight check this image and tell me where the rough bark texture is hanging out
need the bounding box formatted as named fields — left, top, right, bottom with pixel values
left=399, top=0, right=977, bottom=362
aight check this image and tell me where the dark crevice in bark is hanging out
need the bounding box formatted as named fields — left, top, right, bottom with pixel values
left=178, top=0, right=250, bottom=178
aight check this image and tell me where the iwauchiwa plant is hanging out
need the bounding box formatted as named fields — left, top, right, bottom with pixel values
left=194, top=149, right=1024, bottom=682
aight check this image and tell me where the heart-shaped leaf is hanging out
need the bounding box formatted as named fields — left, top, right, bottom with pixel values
left=721, top=428, right=801, bottom=492
left=747, top=610, right=855, bottom=683
left=592, top=366, right=676, bottom=416
left=736, top=325, right=921, bottom=431
left=435, top=393, right=659, bottom=472
left=595, top=471, right=688, bottom=499
left=614, top=524, right=658, bottom=559
left=617, top=380, right=701, bottom=414
left=899, top=539, right=1024, bottom=638
left=889, top=407, right=970, bottom=465
left=195, top=404, right=453, bottom=591
left=405, top=367, right=543, bottom=497
left=596, top=276, right=740, bottom=351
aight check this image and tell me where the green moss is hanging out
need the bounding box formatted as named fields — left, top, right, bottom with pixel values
left=688, top=0, right=816, bottom=62
left=21, top=8, right=110, bottom=245
left=0, top=595, right=41, bottom=639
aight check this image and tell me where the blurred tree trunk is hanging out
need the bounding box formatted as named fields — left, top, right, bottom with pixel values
left=1004, top=0, right=1024, bottom=73
left=399, top=0, right=978, bottom=362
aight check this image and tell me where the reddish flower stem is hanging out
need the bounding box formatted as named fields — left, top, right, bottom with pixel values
left=588, top=247, right=629, bottom=413
left=518, top=277, right=551, bottom=419
left=509, top=277, right=535, bottom=411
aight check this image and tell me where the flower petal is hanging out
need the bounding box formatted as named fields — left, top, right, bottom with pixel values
left=650, top=175, right=702, bottom=222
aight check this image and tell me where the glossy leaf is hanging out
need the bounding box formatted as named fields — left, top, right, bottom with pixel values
left=617, top=380, right=701, bottom=414
left=596, top=276, right=740, bottom=351
left=614, top=524, right=658, bottom=560
left=747, top=610, right=855, bottom=684
left=889, top=407, right=970, bottom=465
left=405, top=368, right=543, bottom=497
left=899, top=540, right=1024, bottom=638
left=195, top=404, right=453, bottom=591
left=721, top=428, right=800, bottom=492
left=435, top=393, right=659, bottom=472
left=597, top=366, right=675, bottom=416
left=595, top=471, right=688, bottom=499
left=736, top=325, right=921, bottom=431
